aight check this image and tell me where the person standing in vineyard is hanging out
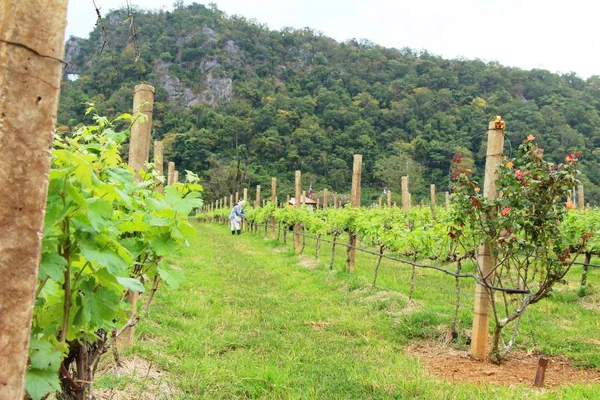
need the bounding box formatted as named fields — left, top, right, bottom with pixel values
left=229, top=200, right=246, bottom=235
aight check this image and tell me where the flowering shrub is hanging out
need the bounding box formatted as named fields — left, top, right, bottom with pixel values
left=449, top=135, right=589, bottom=362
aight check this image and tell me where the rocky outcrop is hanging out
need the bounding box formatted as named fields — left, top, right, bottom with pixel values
left=64, top=36, right=86, bottom=75
left=154, top=59, right=233, bottom=107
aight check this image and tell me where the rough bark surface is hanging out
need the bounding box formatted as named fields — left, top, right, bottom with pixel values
left=0, top=1, right=68, bottom=397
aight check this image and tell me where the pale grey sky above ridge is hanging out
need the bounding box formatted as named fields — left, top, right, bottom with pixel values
left=66, top=0, right=600, bottom=79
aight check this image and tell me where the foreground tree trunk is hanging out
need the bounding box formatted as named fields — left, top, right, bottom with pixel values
left=0, top=1, right=68, bottom=398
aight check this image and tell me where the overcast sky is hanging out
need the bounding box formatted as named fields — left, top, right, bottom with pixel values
left=66, top=0, right=599, bottom=78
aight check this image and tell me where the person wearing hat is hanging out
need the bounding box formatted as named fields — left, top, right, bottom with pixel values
left=229, top=200, right=246, bottom=235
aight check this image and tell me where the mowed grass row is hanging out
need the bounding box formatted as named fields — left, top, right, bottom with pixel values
left=105, top=222, right=599, bottom=399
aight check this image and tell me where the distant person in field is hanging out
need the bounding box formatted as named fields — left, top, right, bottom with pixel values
left=229, top=200, right=245, bottom=235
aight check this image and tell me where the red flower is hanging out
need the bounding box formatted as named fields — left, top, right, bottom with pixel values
left=565, top=153, right=575, bottom=163
left=501, top=207, right=511, bottom=216
left=515, top=170, right=524, bottom=180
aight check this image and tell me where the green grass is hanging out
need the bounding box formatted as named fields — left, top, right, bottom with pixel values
left=110, top=223, right=599, bottom=399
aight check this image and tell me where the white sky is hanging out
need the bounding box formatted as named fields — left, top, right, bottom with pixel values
left=66, top=0, right=600, bottom=78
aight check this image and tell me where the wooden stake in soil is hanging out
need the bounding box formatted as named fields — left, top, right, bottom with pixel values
left=271, top=177, right=277, bottom=239
left=324, top=189, right=329, bottom=209
left=578, top=184, right=584, bottom=210
left=167, top=162, right=175, bottom=185
left=533, top=357, right=549, bottom=387
left=153, top=141, right=164, bottom=193
left=0, top=2, right=68, bottom=397
left=294, top=171, right=302, bottom=252
left=347, top=154, right=363, bottom=273
left=387, top=190, right=392, bottom=208
left=430, top=184, right=436, bottom=218
left=401, top=176, right=410, bottom=211
left=255, top=185, right=261, bottom=207
left=471, top=117, right=505, bottom=360
left=128, top=84, right=155, bottom=180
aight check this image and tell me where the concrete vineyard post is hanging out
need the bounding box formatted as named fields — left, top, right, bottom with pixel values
left=154, top=141, right=164, bottom=193
left=271, top=177, right=277, bottom=239
left=128, top=84, right=155, bottom=181
left=578, top=184, right=584, bottom=210
left=401, top=176, right=409, bottom=211
left=294, top=171, right=302, bottom=252
left=0, top=1, right=68, bottom=397
left=471, top=117, right=505, bottom=360
left=324, top=189, right=329, bottom=209
left=243, top=188, right=248, bottom=229
left=347, top=154, right=362, bottom=272
left=430, top=184, right=436, bottom=217
left=256, top=185, right=261, bottom=207
left=387, top=190, right=392, bottom=208
left=167, top=162, right=175, bottom=185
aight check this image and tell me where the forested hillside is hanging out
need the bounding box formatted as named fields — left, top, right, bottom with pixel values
left=58, top=2, right=600, bottom=204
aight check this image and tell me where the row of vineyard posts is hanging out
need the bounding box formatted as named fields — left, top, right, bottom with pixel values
left=200, top=117, right=590, bottom=365
left=0, top=1, right=189, bottom=395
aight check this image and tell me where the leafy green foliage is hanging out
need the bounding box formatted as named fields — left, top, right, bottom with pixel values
left=27, top=112, right=203, bottom=399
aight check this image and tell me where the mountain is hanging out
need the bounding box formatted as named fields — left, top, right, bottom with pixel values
left=58, top=2, right=600, bottom=204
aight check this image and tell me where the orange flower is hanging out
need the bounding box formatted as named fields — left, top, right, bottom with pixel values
left=527, top=135, right=536, bottom=141
left=565, top=201, right=575, bottom=210
left=474, top=187, right=481, bottom=193
left=565, top=153, right=575, bottom=163
left=501, top=207, right=511, bottom=216
left=506, top=161, right=514, bottom=169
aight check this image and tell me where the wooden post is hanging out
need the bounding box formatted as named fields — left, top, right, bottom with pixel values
left=471, top=117, right=505, bottom=360
left=0, top=2, right=68, bottom=397
left=394, top=202, right=397, bottom=207
left=378, top=196, right=382, bottom=208
left=270, top=177, right=277, bottom=239
left=287, top=194, right=290, bottom=203
left=401, top=176, right=409, bottom=211
left=235, top=192, right=239, bottom=204
left=167, top=161, right=175, bottom=185
left=317, top=198, right=320, bottom=209
left=173, top=170, right=179, bottom=184
left=347, top=154, right=362, bottom=273
left=533, top=358, right=549, bottom=387
left=578, top=184, right=585, bottom=210
left=387, top=190, right=392, bottom=207
left=128, top=84, right=155, bottom=180
left=263, top=199, right=266, bottom=207
left=445, top=191, right=450, bottom=208
left=154, top=141, right=164, bottom=193
left=333, top=194, right=338, bottom=208
left=430, top=184, right=436, bottom=217
left=324, top=189, right=329, bottom=209
left=230, top=194, right=234, bottom=208
left=255, top=185, right=261, bottom=207
left=294, top=171, right=302, bottom=252
left=302, top=190, right=306, bottom=203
